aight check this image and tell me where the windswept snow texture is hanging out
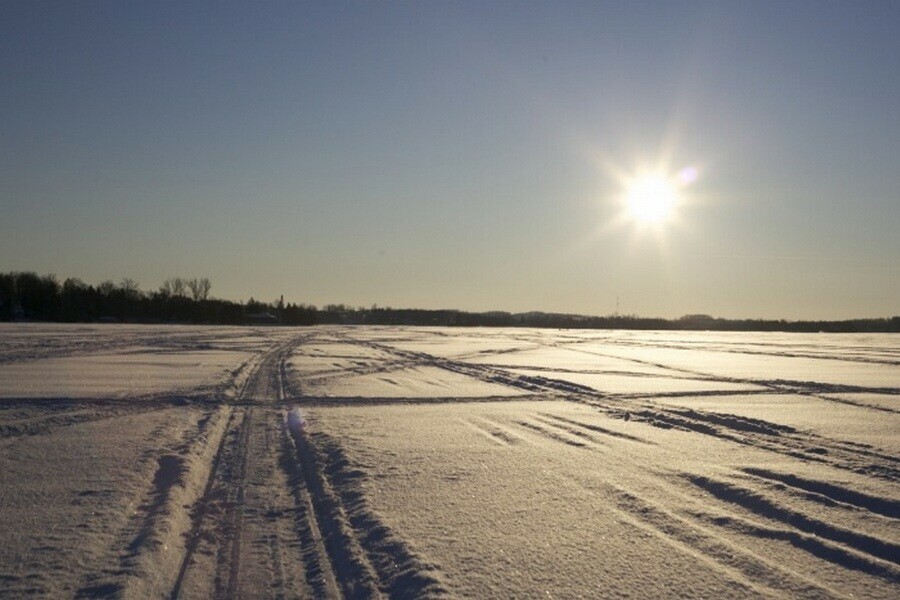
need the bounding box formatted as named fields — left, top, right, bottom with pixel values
left=0, top=324, right=897, bottom=599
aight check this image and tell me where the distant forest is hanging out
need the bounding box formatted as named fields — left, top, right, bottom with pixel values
left=1, top=271, right=897, bottom=332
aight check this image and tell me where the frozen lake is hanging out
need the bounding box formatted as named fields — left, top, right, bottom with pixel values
left=0, top=324, right=897, bottom=598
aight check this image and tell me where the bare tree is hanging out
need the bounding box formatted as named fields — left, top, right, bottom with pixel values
left=171, top=277, right=186, bottom=298
left=186, top=278, right=211, bottom=301
left=120, top=278, right=140, bottom=299
left=187, top=278, right=201, bottom=300
left=198, top=277, right=211, bottom=300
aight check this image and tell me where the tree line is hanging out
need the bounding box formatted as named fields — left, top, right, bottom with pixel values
left=0, top=271, right=896, bottom=332
left=0, top=272, right=314, bottom=325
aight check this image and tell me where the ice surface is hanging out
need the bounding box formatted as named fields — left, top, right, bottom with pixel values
left=287, top=342, right=398, bottom=378
left=465, top=344, right=680, bottom=375
left=0, top=349, right=251, bottom=398
left=0, top=407, right=209, bottom=596
left=299, top=365, right=530, bottom=399
left=595, top=342, right=899, bottom=389
left=656, top=393, right=900, bottom=451
left=505, top=368, right=765, bottom=395
left=305, top=399, right=899, bottom=598
left=0, top=325, right=897, bottom=598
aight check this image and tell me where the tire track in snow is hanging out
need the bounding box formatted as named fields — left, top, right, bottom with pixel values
left=283, top=332, right=450, bottom=598
left=70, top=404, right=226, bottom=598
left=513, top=419, right=590, bottom=449
left=563, top=344, right=900, bottom=412
left=1, top=348, right=268, bottom=441
left=278, top=410, right=343, bottom=599
left=285, top=330, right=898, bottom=596
left=686, top=474, right=900, bottom=571
left=531, top=414, right=606, bottom=447
left=605, top=484, right=844, bottom=599
left=459, top=417, right=522, bottom=446
left=537, top=412, right=653, bottom=444
left=540, top=468, right=842, bottom=599
left=688, top=509, right=900, bottom=584
left=543, top=455, right=875, bottom=598
left=740, top=467, right=900, bottom=519
left=285, top=422, right=448, bottom=598
left=234, top=342, right=337, bottom=599
left=169, top=338, right=321, bottom=600
left=557, top=336, right=900, bottom=367
left=339, top=338, right=900, bottom=482
left=169, top=343, right=276, bottom=599
left=168, top=406, right=240, bottom=598
left=164, top=332, right=446, bottom=599
left=220, top=407, right=253, bottom=599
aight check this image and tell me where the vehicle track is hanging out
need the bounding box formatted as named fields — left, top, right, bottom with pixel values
left=170, top=342, right=291, bottom=599
left=285, top=423, right=447, bottom=598
left=161, top=333, right=446, bottom=599
left=347, top=338, right=900, bottom=482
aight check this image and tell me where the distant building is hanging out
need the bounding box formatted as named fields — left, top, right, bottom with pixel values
left=247, top=311, right=279, bottom=324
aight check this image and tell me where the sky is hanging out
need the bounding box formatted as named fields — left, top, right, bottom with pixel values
left=1, top=1, right=898, bottom=320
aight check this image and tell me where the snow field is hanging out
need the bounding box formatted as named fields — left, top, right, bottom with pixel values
left=286, top=327, right=899, bottom=598
left=0, top=325, right=896, bottom=598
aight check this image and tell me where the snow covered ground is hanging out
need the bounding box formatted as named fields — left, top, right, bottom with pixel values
left=0, top=324, right=897, bottom=598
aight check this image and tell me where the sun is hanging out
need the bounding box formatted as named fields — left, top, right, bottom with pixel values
left=624, top=173, right=678, bottom=224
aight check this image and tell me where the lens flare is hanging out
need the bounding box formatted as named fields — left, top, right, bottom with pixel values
left=286, top=407, right=306, bottom=435
left=677, top=166, right=698, bottom=185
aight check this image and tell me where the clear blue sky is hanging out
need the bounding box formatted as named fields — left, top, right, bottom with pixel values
left=2, top=1, right=898, bottom=319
